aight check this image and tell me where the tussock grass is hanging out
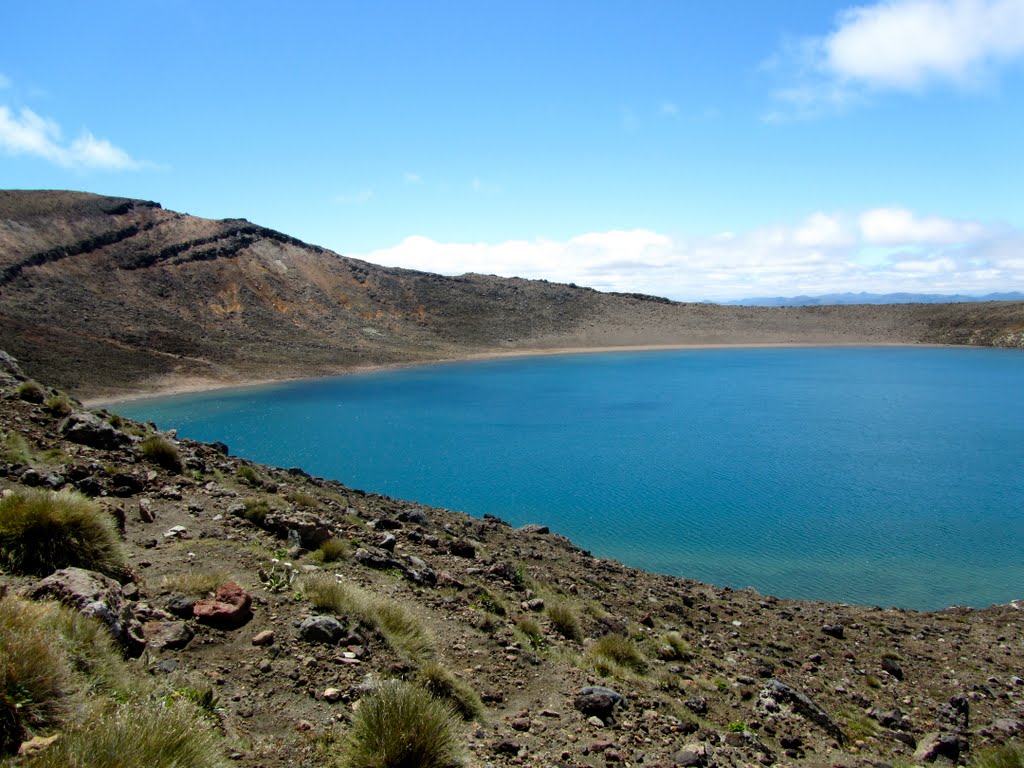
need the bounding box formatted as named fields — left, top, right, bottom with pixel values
left=333, top=680, right=463, bottom=768
left=973, top=743, right=1024, bottom=768
left=0, top=488, right=128, bottom=578
left=414, top=662, right=485, bottom=722
left=23, top=699, right=228, bottom=768
left=311, top=537, right=350, bottom=564
left=1, top=431, right=32, bottom=465
left=160, top=570, right=232, bottom=597
left=515, top=616, right=544, bottom=649
left=235, top=464, right=262, bottom=487
left=656, top=631, right=692, bottom=661
left=43, top=393, right=75, bottom=417
left=140, top=435, right=183, bottom=473
left=301, top=574, right=434, bottom=666
left=285, top=490, right=318, bottom=508
left=546, top=602, right=582, bottom=641
left=16, top=381, right=45, bottom=403
left=235, top=496, right=278, bottom=525
left=587, top=634, right=647, bottom=675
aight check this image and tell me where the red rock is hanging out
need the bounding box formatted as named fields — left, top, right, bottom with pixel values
left=193, top=581, right=253, bottom=628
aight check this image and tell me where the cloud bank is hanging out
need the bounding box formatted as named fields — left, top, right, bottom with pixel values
left=769, top=0, right=1024, bottom=116
left=0, top=105, right=146, bottom=170
left=354, top=209, right=1023, bottom=301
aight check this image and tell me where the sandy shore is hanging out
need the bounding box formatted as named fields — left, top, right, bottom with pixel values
left=84, top=340, right=934, bottom=409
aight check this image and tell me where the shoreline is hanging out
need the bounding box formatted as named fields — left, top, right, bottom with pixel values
left=85, top=340, right=946, bottom=408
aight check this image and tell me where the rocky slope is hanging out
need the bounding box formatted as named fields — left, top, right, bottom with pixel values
left=2, top=355, right=1023, bottom=768
left=2, top=190, right=1023, bottom=399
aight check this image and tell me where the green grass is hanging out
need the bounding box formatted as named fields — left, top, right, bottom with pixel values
left=0, top=488, right=128, bottom=578
left=475, top=587, right=506, bottom=616
left=973, top=744, right=1024, bottom=768
left=414, top=662, right=485, bottom=722
left=159, top=570, right=232, bottom=597
left=587, top=634, right=647, bottom=675
left=332, top=680, right=463, bottom=768
left=657, top=631, right=692, bottom=661
left=233, top=496, right=281, bottom=525
left=15, top=381, right=45, bottom=404
left=310, top=537, right=350, bottom=564
left=43, top=393, right=75, bottom=417
left=301, top=574, right=435, bottom=666
left=285, top=490, right=318, bottom=508
left=22, top=698, right=228, bottom=768
left=1, top=431, right=32, bottom=465
left=515, top=616, right=544, bottom=649
left=140, top=435, right=183, bottom=473
left=546, top=602, right=582, bottom=641
left=235, top=465, right=262, bottom=487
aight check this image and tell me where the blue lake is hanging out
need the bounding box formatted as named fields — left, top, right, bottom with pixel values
left=116, top=346, right=1024, bottom=610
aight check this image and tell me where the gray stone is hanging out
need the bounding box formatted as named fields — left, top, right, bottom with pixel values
left=881, top=656, right=904, bottom=680
left=142, top=620, right=194, bottom=650
left=914, top=731, right=967, bottom=763
left=59, top=412, right=130, bottom=450
left=449, top=538, right=476, bottom=558
left=518, top=524, right=549, bottom=535
left=760, top=679, right=844, bottom=744
left=821, top=624, right=845, bottom=639
left=575, top=686, right=626, bottom=724
left=0, top=351, right=24, bottom=383
left=378, top=533, right=397, bottom=552
left=298, top=615, right=346, bottom=645
left=673, top=743, right=709, bottom=767
left=30, top=567, right=144, bottom=655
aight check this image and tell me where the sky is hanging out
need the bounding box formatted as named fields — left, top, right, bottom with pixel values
left=2, top=1, right=1023, bottom=301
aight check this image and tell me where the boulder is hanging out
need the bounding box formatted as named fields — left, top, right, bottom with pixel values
left=575, top=686, right=627, bottom=724
left=29, top=567, right=144, bottom=655
left=759, top=679, right=844, bottom=744
left=299, top=615, right=346, bottom=645
left=518, top=524, right=549, bottom=535
left=59, top=412, right=130, bottom=450
left=0, top=351, right=25, bottom=384
left=193, top=582, right=252, bottom=629
left=448, top=539, right=476, bottom=558
left=914, top=731, right=967, bottom=763
left=263, top=510, right=333, bottom=548
left=673, top=743, right=709, bottom=767
left=142, top=620, right=194, bottom=650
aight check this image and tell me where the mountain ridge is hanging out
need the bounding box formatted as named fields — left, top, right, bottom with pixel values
left=1, top=190, right=1023, bottom=399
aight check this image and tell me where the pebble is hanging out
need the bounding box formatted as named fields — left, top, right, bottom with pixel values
left=251, top=630, right=275, bottom=646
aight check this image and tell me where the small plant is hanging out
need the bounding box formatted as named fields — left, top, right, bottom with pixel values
left=108, top=413, right=124, bottom=429
left=140, top=434, right=183, bottom=473
left=546, top=602, right=582, bottom=641
left=0, top=488, right=128, bottom=578
left=588, top=634, right=647, bottom=675
left=262, top=559, right=296, bottom=592
left=15, top=380, right=45, bottom=404
left=865, top=673, right=882, bottom=689
left=312, top=537, right=350, bottom=564
left=235, top=464, right=262, bottom=487
left=714, top=677, right=729, bottom=693
left=285, top=490, right=318, bottom=508
left=475, top=588, right=506, bottom=616
left=657, top=631, right=692, bottom=661
left=414, top=662, right=485, bottom=721
left=515, top=616, right=544, bottom=649
left=1, top=431, right=32, bottom=465
left=43, top=393, right=75, bottom=417
left=727, top=721, right=749, bottom=733
left=160, top=570, right=232, bottom=597
left=333, top=680, right=463, bottom=768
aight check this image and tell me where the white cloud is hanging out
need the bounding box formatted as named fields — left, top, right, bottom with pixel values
left=334, top=188, right=374, bottom=205
left=0, top=105, right=146, bottom=170
left=355, top=209, right=1021, bottom=301
left=859, top=207, right=985, bottom=243
left=403, top=171, right=423, bottom=185
left=826, top=0, right=1024, bottom=89
left=767, top=0, right=1024, bottom=116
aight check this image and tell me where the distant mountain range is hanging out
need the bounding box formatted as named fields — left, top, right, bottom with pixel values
left=724, top=291, right=1024, bottom=307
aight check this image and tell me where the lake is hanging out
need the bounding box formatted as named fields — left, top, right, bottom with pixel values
left=116, top=346, right=1024, bottom=610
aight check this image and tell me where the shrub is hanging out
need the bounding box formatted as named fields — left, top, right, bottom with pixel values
left=414, top=662, right=484, bottom=721
left=237, top=496, right=274, bottom=525
left=285, top=490, right=318, bottom=508
left=546, top=602, right=582, bottom=641
left=657, top=631, right=691, bottom=661
left=312, top=537, right=350, bottom=564
left=15, top=381, right=45, bottom=404
left=0, top=488, right=128, bottom=578
left=334, top=680, right=463, bottom=768
left=301, top=574, right=434, bottom=665
left=24, top=698, right=228, bottom=768
left=235, top=465, right=261, bottom=487
left=588, top=634, right=647, bottom=675
left=43, top=393, right=75, bottom=417
left=140, top=435, right=183, bottom=473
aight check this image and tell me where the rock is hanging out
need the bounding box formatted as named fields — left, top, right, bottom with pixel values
left=193, top=582, right=253, bottom=629
left=322, top=687, right=343, bottom=703
left=639, top=612, right=656, bottom=628
left=298, top=615, right=346, bottom=645
left=59, top=412, right=130, bottom=450
left=163, top=525, right=188, bottom=539
left=587, top=716, right=605, bottom=727
left=518, top=524, right=549, bottom=534
left=522, top=598, right=545, bottom=612
left=683, top=697, right=709, bottom=715
left=821, top=624, right=845, bottom=639
left=397, top=507, right=428, bottom=525
left=378, top=533, right=397, bottom=552
left=263, top=510, right=333, bottom=549
left=588, top=738, right=614, bottom=753
left=449, top=539, right=476, bottom=558
left=29, top=567, right=144, bottom=655
left=988, top=718, right=1024, bottom=735
left=914, top=731, right=967, bottom=763
left=0, top=351, right=24, bottom=383
left=108, top=472, right=145, bottom=497
left=165, top=593, right=196, bottom=618
left=493, top=739, right=521, bottom=756
left=510, top=717, right=531, bottom=732
left=251, top=629, right=275, bottom=646
left=881, top=656, right=904, bottom=680
left=353, top=546, right=405, bottom=571
left=209, top=441, right=229, bottom=455
left=142, top=620, right=194, bottom=650
left=673, top=743, right=709, bottom=767
left=139, top=499, right=156, bottom=523
left=760, top=680, right=844, bottom=744
left=575, top=686, right=626, bottom=724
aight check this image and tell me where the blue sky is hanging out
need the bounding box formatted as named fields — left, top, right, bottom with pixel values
left=2, top=1, right=1022, bottom=300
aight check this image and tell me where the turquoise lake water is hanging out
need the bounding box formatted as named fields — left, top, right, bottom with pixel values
left=117, top=347, right=1024, bottom=610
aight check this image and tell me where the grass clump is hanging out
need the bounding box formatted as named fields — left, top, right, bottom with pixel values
left=301, top=574, right=434, bottom=666
left=0, top=488, right=128, bottom=578
left=160, top=570, right=231, bottom=597
left=475, top=587, right=506, bottom=616
left=414, top=662, right=485, bottom=722
left=546, top=602, right=582, bottom=641
left=236, top=496, right=276, bottom=525
left=311, top=537, right=350, bottom=564
left=515, top=616, right=544, bottom=649
left=973, top=743, right=1024, bottom=768
left=587, top=634, right=647, bottom=675
left=235, top=464, right=262, bottom=487
left=140, top=435, right=183, bottom=473
left=333, top=680, right=463, bottom=768
left=656, top=631, right=692, bottom=661
left=285, top=490, right=318, bottom=508
left=16, top=381, right=45, bottom=404
left=43, top=393, right=75, bottom=417
left=22, top=698, right=228, bottom=768
left=1, top=431, right=32, bottom=465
